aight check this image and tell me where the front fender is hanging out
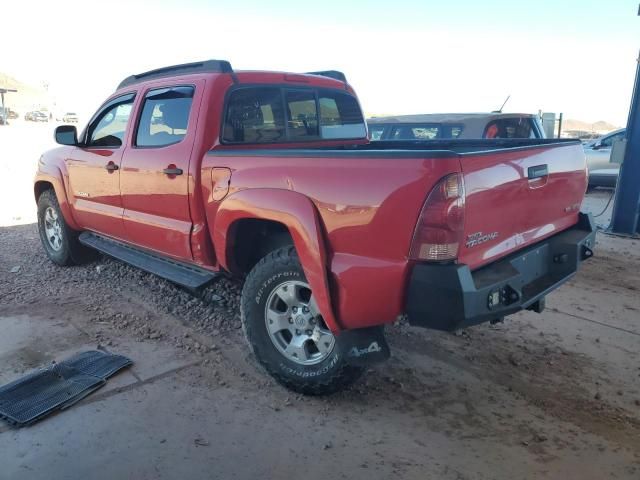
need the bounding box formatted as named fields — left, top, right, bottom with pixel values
left=34, top=157, right=80, bottom=231
left=213, top=188, right=340, bottom=332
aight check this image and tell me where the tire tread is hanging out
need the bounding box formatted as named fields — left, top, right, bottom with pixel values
left=241, top=246, right=362, bottom=395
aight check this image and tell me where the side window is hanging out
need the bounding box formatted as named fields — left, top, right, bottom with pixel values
left=411, top=126, right=439, bottom=139
left=222, top=87, right=366, bottom=144
left=600, top=131, right=624, bottom=148
left=223, top=87, right=285, bottom=143
left=285, top=90, right=319, bottom=139
left=136, top=86, right=194, bottom=147
left=87, top=96, right=134, bottom=147
left=368, top=125, right=386, bottom=140
left=391, top=126, right=415, bottom=140
left=318, top=90, right=366, bottom=139
left=449, top=126, right=464, bottom=139
left=391, top=125, right=440, bottom=140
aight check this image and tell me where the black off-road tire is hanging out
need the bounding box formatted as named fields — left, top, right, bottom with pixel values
left=241, top=246, right=363, bottom=395
left=37, top=189, right=92, bottom=266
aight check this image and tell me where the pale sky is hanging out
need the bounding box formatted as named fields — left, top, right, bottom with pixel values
left=4, top=0, right=639, bottom=125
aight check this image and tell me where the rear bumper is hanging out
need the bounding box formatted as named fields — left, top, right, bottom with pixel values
left=405, top=213, right=596, bottom=331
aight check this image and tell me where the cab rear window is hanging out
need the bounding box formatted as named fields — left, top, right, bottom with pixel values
left=222, top=87, right=366, bottom=144
left=484, top=118, right=536, bottom=139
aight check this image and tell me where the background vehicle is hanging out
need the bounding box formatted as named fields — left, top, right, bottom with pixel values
left=62, top=112, right=79, bottom=123
left=584, top=128, right=626, bottom=189
left=588, top=168, right=619, bottom=189
left=36, top=111, right=50, bottom=122
left=368, top=113, right=546, bottom=140
left=25, top=111, right=49, bottom=122
left=34, top=60, right=595, bottom=395
left=583, top=128, right=625, bottom=170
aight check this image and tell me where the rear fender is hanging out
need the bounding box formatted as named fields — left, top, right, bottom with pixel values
left=213, top=189, right=340, bottom=332
left=34, top=162, right=80, bottom=230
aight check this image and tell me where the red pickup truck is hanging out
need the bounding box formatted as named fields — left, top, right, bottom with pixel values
left=34, top=60, right=595, bottom=394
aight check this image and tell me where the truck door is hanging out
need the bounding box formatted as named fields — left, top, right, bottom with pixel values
left=66, top=94, right=135, bottom=239
left=119, top=83, right=201, bottom=260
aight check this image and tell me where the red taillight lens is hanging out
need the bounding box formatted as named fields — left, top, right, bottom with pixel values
left=409, top=173, right=465, bottom=261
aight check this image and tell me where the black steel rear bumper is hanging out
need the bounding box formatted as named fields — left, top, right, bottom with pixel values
left=405, top=213, right=596, bottom=331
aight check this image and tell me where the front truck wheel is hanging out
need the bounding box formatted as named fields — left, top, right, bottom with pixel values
left=37, top=189, right=92, bottom=266
left=241, top=246, right=364, bottom=395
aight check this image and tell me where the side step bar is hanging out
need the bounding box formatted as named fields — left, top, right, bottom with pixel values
left=79, top=232, right=218, bottom=290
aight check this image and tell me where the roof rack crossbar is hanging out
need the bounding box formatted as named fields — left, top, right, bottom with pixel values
left=117, top=60, right=233, bottom=89
left=305, top=70, right=347, bottom=83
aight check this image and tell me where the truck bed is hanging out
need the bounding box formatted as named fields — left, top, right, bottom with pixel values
left=207, top=138, right=587, bottom=327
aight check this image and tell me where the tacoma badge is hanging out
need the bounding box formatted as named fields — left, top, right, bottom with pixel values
left=466, top=231, right=499, bottom=248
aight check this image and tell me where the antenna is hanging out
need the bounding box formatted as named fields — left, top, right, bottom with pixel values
left=493, top=95, right=511, bottom=113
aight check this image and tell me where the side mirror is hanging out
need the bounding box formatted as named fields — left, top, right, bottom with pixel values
left=54, top=125, right=78, bottom=146
left=592, top=140, right=602, bottom=150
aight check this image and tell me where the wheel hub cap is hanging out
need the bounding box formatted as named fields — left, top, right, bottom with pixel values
left=264, top=280, right=336, bottom=366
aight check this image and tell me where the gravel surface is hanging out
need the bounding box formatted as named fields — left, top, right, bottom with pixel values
left=1, top=221, right=639, bottom=478
left=3, top=119, right=640, bottom=478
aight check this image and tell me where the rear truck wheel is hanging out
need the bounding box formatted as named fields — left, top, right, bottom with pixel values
left=241, top=246, right=369, bottom=395
left=37, top=189, right=92, bottom=266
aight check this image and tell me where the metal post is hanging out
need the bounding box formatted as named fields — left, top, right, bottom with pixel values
left=557, top=113, right=563, bottom=138
left=610, top=49, right=640, bottom=234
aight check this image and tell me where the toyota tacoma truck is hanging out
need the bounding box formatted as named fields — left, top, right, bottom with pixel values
left=34, top=60, right=596, bottom=395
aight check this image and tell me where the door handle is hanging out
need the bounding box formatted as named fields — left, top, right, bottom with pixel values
left=163, top=167, right=183, bottom=176
left=527, top=164, right=548, bottom=180
left=105, top=162, right=119, bottom=172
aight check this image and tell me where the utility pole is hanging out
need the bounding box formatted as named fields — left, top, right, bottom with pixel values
left=609, top=6, right=640, bottom=235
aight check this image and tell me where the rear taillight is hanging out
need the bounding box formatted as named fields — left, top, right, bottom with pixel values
left=409, top=173, right=465, bottom=261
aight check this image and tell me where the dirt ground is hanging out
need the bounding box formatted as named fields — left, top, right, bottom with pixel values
left=0, top=122, right=639, bottom=479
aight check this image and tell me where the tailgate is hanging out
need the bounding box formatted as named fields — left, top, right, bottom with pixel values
left=458, top=142, right=587, bottom=270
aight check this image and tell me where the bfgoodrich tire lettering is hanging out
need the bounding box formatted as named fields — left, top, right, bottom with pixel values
left=241, top=246, right=363, bottom=395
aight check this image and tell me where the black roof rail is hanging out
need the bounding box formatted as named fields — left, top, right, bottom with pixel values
left=117, top=60, right=233, bottom=89
left=306, top=70, right=347, bottom=83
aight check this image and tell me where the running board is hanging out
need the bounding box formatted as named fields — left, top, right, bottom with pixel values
left=79, top=232, right=218, bottom=290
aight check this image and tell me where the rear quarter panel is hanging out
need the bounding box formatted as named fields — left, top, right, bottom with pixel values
left=203, top=152, right=460, bottom=329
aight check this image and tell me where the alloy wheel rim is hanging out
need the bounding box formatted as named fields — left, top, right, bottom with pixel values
left=43, top=207, right=63, bottom=251
left=264, top=280, right=336, bottom=366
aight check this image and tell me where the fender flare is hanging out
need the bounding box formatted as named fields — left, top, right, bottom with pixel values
left=213, top=188, right=341, bottom=332
left=34, top=165, right=80, bottom=231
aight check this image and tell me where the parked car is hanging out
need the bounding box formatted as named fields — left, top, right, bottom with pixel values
left=26, top=111, right=49, bottom=122
left=34, top=60, right=595, bottom=395
left=583, top=128, right=625, bottom=171
left=0, top=109, right=6, bottom=125
left=62, top=112, right=79, bottom=123
left=367, top=113, right=546, bottom=140
left=7, top=109, right=18, bottom=119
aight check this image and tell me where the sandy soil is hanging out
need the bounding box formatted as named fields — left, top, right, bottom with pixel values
left=0, top=121, right=638, bottom=479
